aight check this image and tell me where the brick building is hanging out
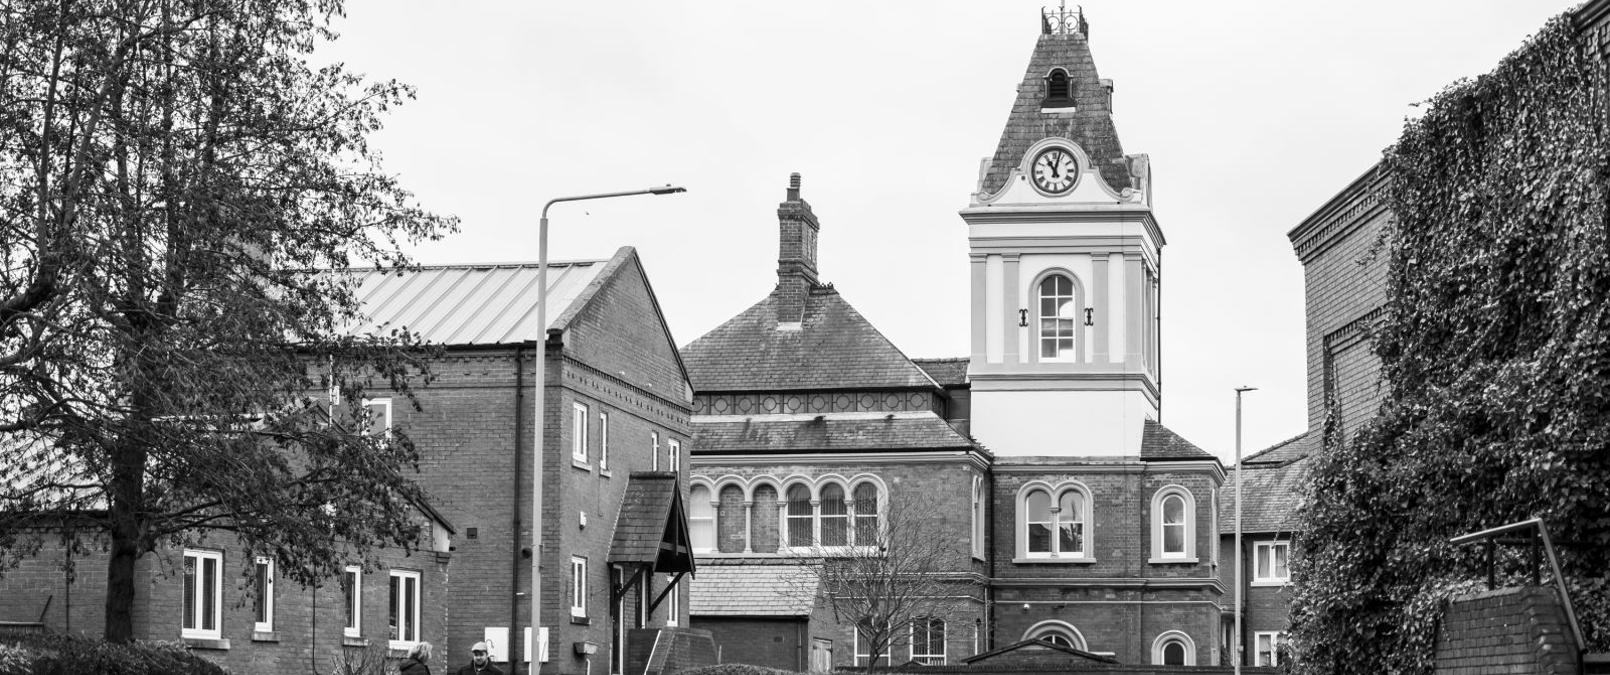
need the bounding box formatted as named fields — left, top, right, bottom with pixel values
left=685, top=6, right=1227, bottom=669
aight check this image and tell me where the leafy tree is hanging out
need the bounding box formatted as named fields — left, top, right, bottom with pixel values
left=1290, top=14, right=1610, bottom=675
left=0, top=0, right=455, bottom=642
left=785, top=488, right=973, bottom=672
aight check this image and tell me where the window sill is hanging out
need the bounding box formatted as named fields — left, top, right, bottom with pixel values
left=600, top=469, right=612, bottom=478
left=1013, top=556, right=1096, bottom=564
left=342, top=636, right=368, bottom=648
left=1250, top=580, right=1290, bottom=588
left=572, top=459, right=591, bottom=471
left=1147, top=556, right=1199, bottom=564
left=388, top=643, right=416, bottom=657
left=251, top=631, right=278, bottom=643
left=570, top=615, right=591, bottom=626
left=182, top=637, right=230, bottom=650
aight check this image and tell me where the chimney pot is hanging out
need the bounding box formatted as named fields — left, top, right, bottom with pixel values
left=787, top=173, right=802, bottom=200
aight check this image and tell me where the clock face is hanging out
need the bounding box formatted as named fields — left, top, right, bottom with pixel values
left=1031, top=147, right=1077, bottom=194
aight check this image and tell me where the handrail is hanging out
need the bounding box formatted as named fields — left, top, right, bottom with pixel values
left=1449, top=517, right=1583, bottom=653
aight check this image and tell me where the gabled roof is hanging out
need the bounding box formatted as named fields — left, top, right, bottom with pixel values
left=344, top=257, right=607, bottom=345
left=912, top=358, right=970, bottom=387
left=978, top=18, right=1130, bottom=198
left=961, top=638, right=1118, bottom=666
left=692, top=411, right=979, bottom=455
left=681, top=288, right=939, bottom=393
left=688, top=560, right=820, bottom=617
left=609, top=472, right=695, bottom=574
left=1220, top=455, right=1311, bottom=535
left=1139, top=419, right=1216, bottom=461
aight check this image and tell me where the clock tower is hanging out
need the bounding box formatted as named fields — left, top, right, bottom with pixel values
left=962, top=5, right=1162, bottom=458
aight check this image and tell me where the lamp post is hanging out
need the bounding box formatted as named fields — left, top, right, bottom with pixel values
left=530, top=185, right=685, bottom=675
left=1233, top=385, right=1257, bottom=674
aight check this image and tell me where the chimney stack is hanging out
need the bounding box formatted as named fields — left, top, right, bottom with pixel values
left=775, top=173, right=820, bottom=325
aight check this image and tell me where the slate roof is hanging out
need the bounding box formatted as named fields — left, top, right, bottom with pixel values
left=1242, top=430, right=1319, bottom=467
left=978, top=26, right=1131, bottom=197
left=340, top=249, right=637, bottom=346
left=680, top=288, right=939, bottom=393
left=609, top=472, right=694, bottom=574
left=1139, top=419, right=1216, bottom=461
left=1220, top=457, right=1310, bottom=535
left=912, top=358, right=970, bottom=387
left=692, top=411, right=978, bottom=455
left=687, top=560, right=820, bottom=617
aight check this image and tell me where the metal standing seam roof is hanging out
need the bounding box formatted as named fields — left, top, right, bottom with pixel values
left=342, top=259, right=610, bottom=345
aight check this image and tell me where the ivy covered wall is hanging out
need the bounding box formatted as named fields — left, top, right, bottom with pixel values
left=1290, top=14, right=1610, bottom=675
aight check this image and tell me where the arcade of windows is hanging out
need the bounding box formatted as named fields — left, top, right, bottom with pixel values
left=688, top=476, right=884, bottom=554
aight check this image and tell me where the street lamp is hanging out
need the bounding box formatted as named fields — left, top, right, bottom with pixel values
left=530, top=185, right=685, bottom=675
left=1233, top=385, right=1257, bottom=674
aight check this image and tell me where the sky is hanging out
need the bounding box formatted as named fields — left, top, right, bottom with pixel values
left=317, top=0, right=1582, bottom=465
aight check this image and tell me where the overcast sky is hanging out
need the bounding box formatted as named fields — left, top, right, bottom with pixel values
left=319, top=0, right=1581, bottom=464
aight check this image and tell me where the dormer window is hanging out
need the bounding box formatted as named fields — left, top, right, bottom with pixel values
left=1043, top=69, right=1075, bottom=110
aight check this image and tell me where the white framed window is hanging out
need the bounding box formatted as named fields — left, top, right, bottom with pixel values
left=362, top=398, right=392, bottom=437
left=388, top=569, right=421, bottom=648
left=570, top=557, right=587, bottom=618
left=689, top=484, right=716, bottom=552
left=253, top=556, right=275, bottom=634
left=1254, top=631, right=1283, bottom=667
left=668, top=438, right=681, bottom=471
left=1152, top=630, right=1196, bottom=665
left=851, top=482, right=879, bottom=547
left=182, top=549, right=223, bottom=640
left=1150, top=486, right=1197, bottom=562
left=572, top=402, right=589, bottom=463
left=971, top=476, right=985, bottom=559
left=1255, top=540, right=1291, bottom=583
left=910, top=618, right=946, bottom=665
left=651, top=431, right=660, bottom=471
left=1019, top=483, right=1091, bottom=559
left=820, top=483, right=848, bottom=546
left=599, top=411, right=610, bottom=471
left=1036, top=273, right=1080, bottom=360
left=342, top=565, right=362, bottom=637
left=853, top=620, right=890, bottom=668
left=664, top=574, right=680, bottom=627
left=785, top=484, right=813, bottom=548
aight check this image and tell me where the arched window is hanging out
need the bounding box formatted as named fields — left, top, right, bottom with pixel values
left=1020, top=483, right=1091, bottom=559
left=1044, top=69, right=1074, bottom=108
left=786, top=484, right=813, bottom=548
left=852, top=482, right=879, bottom=545
left=689, top=485, right=715, bottom=552
left=753, top=484, right=780, bottom=553
left=820, top=483, right=849, bottom=546
left=1152, top=631, right=1196, bottom=666
left=971, top=476, right=985, bottom=559
left=1038, top=274, right=1078, bottom=360
left=1024, top=621, right=1087, bottom=651
left=1150, top=486, right=1197, bottom=561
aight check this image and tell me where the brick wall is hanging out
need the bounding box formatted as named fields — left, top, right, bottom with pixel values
left=1434, top=586, right=1578, bottom=675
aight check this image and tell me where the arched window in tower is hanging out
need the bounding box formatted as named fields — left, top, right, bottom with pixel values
left=1039, top=274, right=1078, bottom=359
left=1161, top=494, right=1186, bottom=554
left=689, top=484, right=715, bottom=552
left=820, top=483, right=849, bottom=546
left=1058, top=490, right=1085, bottom=555
left=786, top=484, right=814, bottom=548
left=1021, top=483, right=1090, bottom=558
left=1150, top=486, right=1197, bottom=561
left=852, top=482, right=880, bottom=545
left=1025, top=489, right=1053, bottom=555
left=1044, top=68, right=1074, bottom=108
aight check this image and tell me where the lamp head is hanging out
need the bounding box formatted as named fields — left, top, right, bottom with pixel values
left=1235, top=386, right=1258, bottom=393
left=649, top=185, right=687, bottom=195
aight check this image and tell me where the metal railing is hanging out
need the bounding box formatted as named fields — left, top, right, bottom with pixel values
left=1450, top=517, right=1583, bottom=652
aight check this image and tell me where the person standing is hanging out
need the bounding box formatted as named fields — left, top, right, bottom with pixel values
left=401, top=642, right=433, bottom=675
left=455, top=641, right=503, bottom=675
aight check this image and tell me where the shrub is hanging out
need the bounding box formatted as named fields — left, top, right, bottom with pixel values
left=0, top=633, right=230, bottom=675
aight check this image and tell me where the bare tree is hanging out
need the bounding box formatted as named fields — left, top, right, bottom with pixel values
left=0, top=0, right=455, bottom=642
left=787, top=487, right=974, bottom=672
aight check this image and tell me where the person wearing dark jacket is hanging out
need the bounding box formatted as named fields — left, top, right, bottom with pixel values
left=401, top=642, right=433, bottom=675
left=456, top=641, right=503, bottom=675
